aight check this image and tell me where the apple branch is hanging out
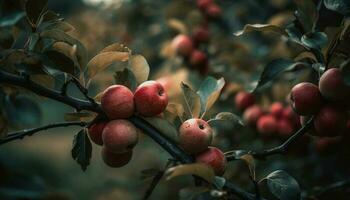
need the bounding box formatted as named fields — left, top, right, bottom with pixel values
left=0, top=121, right=87, bottom=145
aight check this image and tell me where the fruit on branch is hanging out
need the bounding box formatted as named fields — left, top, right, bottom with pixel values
left=88, top=122, right=107, bottom=145
left=196, top=0, right=213, bottom=11
left=270, top=102, right=284, bottom=118
left=315, top=137, right=341, bottom=153
left=179, top=118, right=213, bottom=154
left=205, top=3, right=222, bottom=18
left=319, top=68, right=350, bottom=101
left=171, top=34, right=194, bottom=56
left=290, top=82, right=322, bottom=115
left=192, top=27, right=209, bottom=44
left=314, top=105, right=347, bottom=137
left=277, top=118, right=294, bottom=136
left=101, top=147, right=133, bottom=168
left=101, top=85, right=135, bottom=119
left=243, top=105, right=264, bottom=127
left=134, top=80, right=168, bottom=117
left=195, top=146, right=226, bottom=175
left=257, top=114, right=277, bottom=135
left=190, top=50, right=207, bottom=67
left=234, top=91, right=255, bottom=111
left=102, top=120, right=139, bottom=153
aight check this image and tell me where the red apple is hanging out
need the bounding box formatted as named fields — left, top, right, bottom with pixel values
left=102, top=120, right=139, bottom=153
left=171, top=34, right=194, bottom=56
left=101, top=147, right=133, bottom=168
left=196, top=0, right=213, bottom=11
left=179, top=118, right=213, bottom=154
left=196, top=147, right=226, bottom=175
left=290, top=82, right=322, bottom=115
left=243, top=105, right=264, bottom=127
left=190, top=50, right=207, bottom=67
left=88, top=122, right=107, bottom=145
left=319, top=68, right=350, bottom=101
left=314, top=105, right=348, bottom=137
left=101, top=85, right=135, bottom=119
left=277, top=119, right=294, bottom=136
left=134, top=80, right=168, bottom=117
left=205, top=3, right=222, bottom=18
left=192, top=27, right=209, bottom=44
left=257, top=114, right=278, bottom=135
left=269, top=102, right=284, bottom=118
left=235, top=91, right=255, bottom=111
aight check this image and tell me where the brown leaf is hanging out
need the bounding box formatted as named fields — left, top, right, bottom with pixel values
left=165, top=163, right=215, bottom=183
left=128, top=55, right=150, bottom=84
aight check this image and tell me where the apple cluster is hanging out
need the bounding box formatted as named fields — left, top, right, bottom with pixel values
left=235, top=91, right=300, bottom=137
left=88, top=81, right=168, bottom=168
left=291, top=68, right=350, bottom=137
left=196, top=0, right=222, bottom=19
left=178, top=118, right=226, bottom=175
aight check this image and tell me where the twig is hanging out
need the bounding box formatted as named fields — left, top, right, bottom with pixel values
left=311, top=178, right=350, bottom=198
left=0, top=121, right=87, bottom=144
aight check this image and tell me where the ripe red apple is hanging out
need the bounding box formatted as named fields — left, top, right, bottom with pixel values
left=314, top=105, right=348, bottom=137
left=314, top=137, right=341, bottom=153
left=88, top=122, right=107, bottom=145
left=319, top=68, right=350, bottom=101
left=243, top=105, right=264, bottom=127
left=179, top=118, right=213, bottom=154
left=257, top=114, right=278, bottom=135
left=101, top=147, right=133, bottom=168
left=171, top=34, right=194, bottom=56
left=234, top=91, right=255, bottom=111
left=269, top=102, right=284, bottom=118
left=282, top=106, right=300, bottom=127
left=190, top=50, right=207, bottom=67
left=134, top=80, right=168, bottom=117
left=101, top=85, right=135, bottom=119
left=196, top=0, right=213, bottom=11
left=290, top=82, right=322, bottom=115
left=102, top=120, right=138, bottom=153
left=195, top=147, right=226, bottom=175
left=277, top=119, right=294, bottom=136
left=192, top=27, right=209, bottom=44
left=205, top=3, right=222, bottom=18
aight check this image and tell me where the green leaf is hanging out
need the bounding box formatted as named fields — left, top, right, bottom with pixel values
left=324, top=0, right=350, bottom=16
left=197, top=77, right=225, bottom=116
left=294, top=0, right=317, bottom=32
left=142, top=116, right=179, bottom=143
left=86, top=51, right=129, bottom=82
left=234, top=24, right=288, bottom=36
left=3, top=95, right=41, bottom=127
left=128, top=54, right=150, bottom=84
left=253, top=59, right=298, bottom=92
left=44, top=49, right=77, bottom=76
left=265, top=170, right=301, bottom=200
left=0, top=11, right=25, bottom=27
left=208, top=112, right=244, bottom=126
left=114, top=68, right=137, bottom=91
left=71, top=129, right=92, bottom=171
left=181, top=82, right=201, bottom=119
left=25, top=0, right=48, bottom=27
left=213, top=176, right=226, bottom=189
left=301, top=32, right=328, bottom=50
left=40, top=29, right=87, bottom=69
left=165, top=163, right=215, bottom=183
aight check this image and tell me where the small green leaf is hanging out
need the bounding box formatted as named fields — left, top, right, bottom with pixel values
left=209, top=112, right=244, bottom=126
left=114, top=68, right=137, bottom=91
left=165, top=163, right=215, bottom=183
left=265, top=170, right=301, bottom=200
left=0, top=11, right=25, bottom=27
left=71, top=129, right=92, bottom=171
left=234, top=24, right=288, bottom=36
left=128, top=54, right=150, bottom=84
left=324, top=0, right=350, bottom=16
left=253, top=59, right=298, bottom=92
left=181, top=82, right=201, bottom=119
left=197, top=77, right=225, bottom=116
left=301, top=32, right=328, bottom=50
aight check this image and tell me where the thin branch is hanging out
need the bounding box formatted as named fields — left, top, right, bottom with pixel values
left=305, top=178, right=350, bottom=199
left=0, top=121, right=87, bottom=144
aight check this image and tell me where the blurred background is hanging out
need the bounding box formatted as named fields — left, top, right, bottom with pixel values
left=1, top=0, right=349, bottom=199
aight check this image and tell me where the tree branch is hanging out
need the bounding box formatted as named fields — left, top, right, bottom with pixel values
left=0, top=121, right=87, bottom=144
left=307, top=178, right=350, bottom=198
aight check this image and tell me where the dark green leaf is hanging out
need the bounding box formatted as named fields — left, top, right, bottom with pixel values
left=253, top=59, right=297, bottom=92
left=181, top=82, right=201, bottom=119
left=265, top=170, right=301, bottom=200
left=44, top=49, right=77, bottom=76
left=0, top=11, right=25, bottom=27
left=71, top=129, right=92, bottom=171
left=25, top=0, right=48, bottom=26
left=3, top=95, right=41, bottom=127
left=197, top=77, right=225, bottom=115
left=28, top=33, right=40, bottom=51
left=301, top=32, right=328, bottom=50
left=294, top=0, right=317, bottom=32
left=213, top=176, right=226, bottom=189
left=324, top=0, right=350, bottom=16
left=208, top=112, right=244, bottom=126
left=114, top=68, right=137, bottom=91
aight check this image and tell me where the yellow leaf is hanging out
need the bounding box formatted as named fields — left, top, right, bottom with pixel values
left=165, top=163, right=215, bottom=183
left=128, top=55, right=150, bottom=84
